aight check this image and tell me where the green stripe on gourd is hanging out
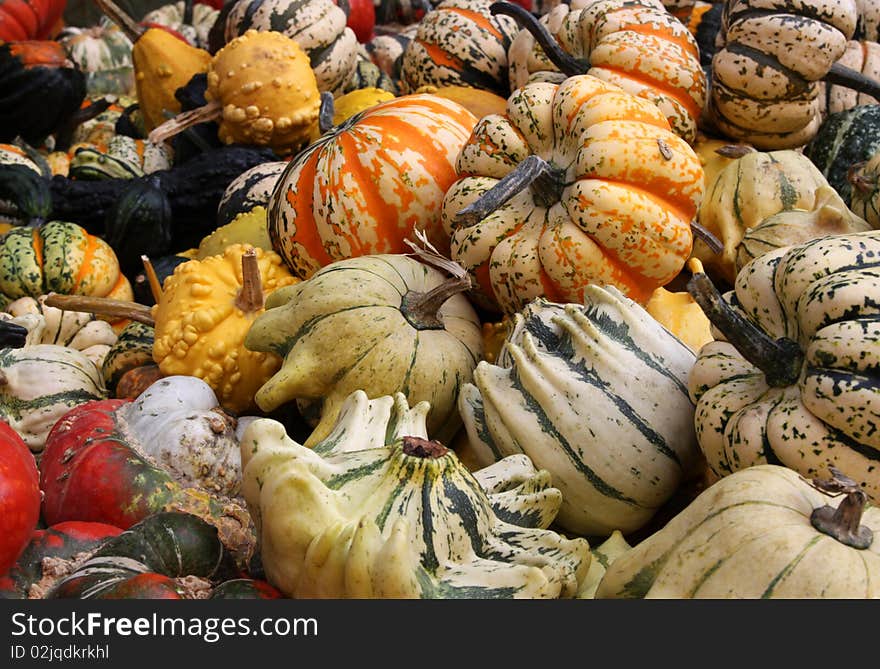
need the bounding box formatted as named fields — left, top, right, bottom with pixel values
left=58, top=18, right=135, bottom=97
left=459, top=286, right=701, bottom=536
left=101, top=321, right=155, bottom=390
left=142, top=1, right=219, bottom=50
left=69, top=136, right=173, bottom=181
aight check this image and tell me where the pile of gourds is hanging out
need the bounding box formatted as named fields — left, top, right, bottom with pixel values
left=1, top=0, right=879, bottom=600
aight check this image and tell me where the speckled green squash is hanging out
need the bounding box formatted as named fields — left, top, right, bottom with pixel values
left=69, top=135, right=173, bottom=180
left=57, top=18, right=135, bottom=97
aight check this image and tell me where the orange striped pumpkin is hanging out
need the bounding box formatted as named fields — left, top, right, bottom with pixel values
left=441, top=75, right=705, bottom=315
left=267, top=93, right=478, bottom=279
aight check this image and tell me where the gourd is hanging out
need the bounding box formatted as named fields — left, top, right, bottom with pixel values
left=149, top=29, right=321, bottom=155
left=804, top=104, right=880, bottom=207
left=0, top=0, right=66, bottom=41
left=693, top=147, right=839, bottom=287
left=151, top=245, right=299, bottom=413
left=398, top=0, right=520, bottom=98
left=222, top=0, right=359, bottom=96
left=68, top=134, right=173, bottom=180
left=849, top=150, right=880, bottom=228
left=0, top=344, right=107, bottom=452
left=57, top=18, right=136, bottom=96
left=0, top=420, right=40, bottom=575
left=645, top=287, right=714, bottom=354
left=458, top=288, right=702, bottom=536
left=412, top=84, right=508, bottom=119
left=103, top=176, right=174, bottom=276
left=596, top=465, right=880, bottom=598
left=0, top=163, right=51, bottom=227
left=100, top=320, right=155, bottom=393
left=821, top=40, right=880, bottom=114
left=142, top=0, right=219, bottom=50
left=240, top=390, right=591, bottom=598
left=501, top=0, right=707, bottom=143
left=342, top=57, right=398, bottom=95
left=441, top=74, right=704, bottom=315
left=686, top=231, right=880, bottom=498
left=197, top=207, right=272, bottom=259
left=267, top=93, right=477, bottom=279
left=216, top=160, right=288, bottom=227
left=39, top=376, right=257, bottom=563
left=244, top=252, right=483, bottom=446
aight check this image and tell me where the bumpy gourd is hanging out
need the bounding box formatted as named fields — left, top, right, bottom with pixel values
left=151, top=244, right=299, bottom=413
left=240, top=390, right=591, bottom=598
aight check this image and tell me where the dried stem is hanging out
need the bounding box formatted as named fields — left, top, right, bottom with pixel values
left=148, top=100, right=223, bottom=145
left=806, top=467, right=874, bottom=550
left=234, top=248, right=264, bottom=313
left=43, top=293, right=155, bottom=326
left=93, top=0, right=144, bottom=42
left=141, top=255, right=163, bottom=304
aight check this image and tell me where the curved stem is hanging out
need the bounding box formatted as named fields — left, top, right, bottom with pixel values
left=825, top=63, right=880, bottom=102
left=400, top=275, right=472, bottom=330
left=43, top=293, right=155, bottom=326
left=808, top=467, right=874, bottom=549
left=93, top=0, right=144, bottom=42
left=234, top=248, right=264, bottom=313
left=691, top=220, right=723, bottom=254
left=686, top=269, right=804, bottom=387
left=148, top=100, right=222, bottom=145
left=318, top=91, right=335, bottom=134
left=490, top=1, right=588, bottom=77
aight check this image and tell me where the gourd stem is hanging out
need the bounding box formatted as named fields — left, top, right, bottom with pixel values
left=43, top=293, right=155, bottom=326
left=400, top=275, right=472, bottom=330
left=455, top=154, right=561, bottom=226
left=686, top=265, right=804, bottom=387
left=713, top=144, right=756, bottom=159
left=148, top=100, right=223, bottom=145
left=0, top=321, right=28, bottom=349
left=93, top=0, right=144, bottom=42
left=825, top=63, right=880, bottom=102
left=691, top=220, right=724, bottom=254
left=318, top=91, right=335, bottom=134
left=141, top=255, right=163, bottom=304
left=234, top=248, right=264, bottom=313
left=490, top=2, right=589, bottom=77
left=808, top=468, right=874, bottom=549
left=402, top=436, right=449, bottom=459
left=847, top=161, right=873, bottom=195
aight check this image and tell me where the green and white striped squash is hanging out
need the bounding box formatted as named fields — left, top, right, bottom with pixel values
left=223, top=0, right=359, bottom=96
left=850, top=150, right=880, bottom=228
left=57, top=18, right=135, bottom=97
left=687, top=231, right=880, bottom=499
left=458, top=287, right=702, bottom=537
left=100, top=321, right=155, bottom=393
left=596, top=464, right=880, bottom=598
left=855, top=0, right=879, bottom=41
left=244, top=253, right=483, bottom=447
left=805, top=104, right=880, bottom=207
left=399, top=0, right=520, bottom=97
left=0, top=344, right=107, bottom=452
left=68, top=135, right=173, bottom=180
left=240, top=389, right=591, bottom=598
left=216, top=160, right=288, bottom=227
left=142, top=1, right=220, bottom=50
left=820, top=40, right=880, bottom=115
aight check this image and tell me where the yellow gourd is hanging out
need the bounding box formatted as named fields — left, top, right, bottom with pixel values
left=413, top=84, right=508, bottom=121
left=151, top=244, right=299, bottom=413
left=196, top=207, right=273, bottom=259
left=645, top=285, right=713, bottom=354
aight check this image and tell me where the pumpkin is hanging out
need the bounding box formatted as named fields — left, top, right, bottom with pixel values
left=151, top=244, right=299, bottom=413
left=805, top=104, right=880, bottom=207
left=223, top=0, right=359, bottom=96
left=821, top=40, right=880, bottom=114
left=458, top=288, right=702, bottom=536
left=0, top=40, right=87, bottom=144
left=267, top=93, right=477, bottom=279
left=685, top=0, right=724, bottom=71
left=244, top=252, right=483, bottom=446
left=57, top=17, right=136, bottom=96
left=502, top=0, right=707, bottom=143
left=441, top=74, right=704, bottom=315
left=216, top=160, right=288, bottom=227
left=686, top=231, right=880, bottom=498
left=0, top=420, right=40, bottom=575
left=707, top=0, right=860, bottom=150
left=0, top=344, right=107, bottom=452
left=645, top=286, right=714, bottom=354
left=240, top=390, right=591, bottom=598
left=142, top=0, right=219, bottom=50
left=850, top=149, right=880, bottom=228
left=596, top=465, right=880, bottom=598
left=0, top=0, right=66, bottom=41
left=0, top=521, right=124, bottom=598
left=39, top=375, right=257, bottom=563
left=693, top=147, right=839, bottom=287
left=197, top=207, right=273, bottom=259
left=398, top=0, right=520, bottom=98
left=45, top=512, right=237, bottom=599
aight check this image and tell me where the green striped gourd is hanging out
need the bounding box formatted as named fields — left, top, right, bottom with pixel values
left=399, top=0, right=520, bottom=97
left=142, top=1, right=220, bottom=50
left=458, top=287, right=702, bottom=536
left=850, top=150, right=880, bottom=227
left=69, top=135, right=173, bottom=180
left=57, top=18, right=135, bottom=97
left=216, top=160, right=287, bottom=227
left=100, top=321, right=155, bottom=392
left=596, top=465, right=880, bottom=598
left=805, top=104, right=880, bottom=207
left=821, top=40, right=880, bottom=114
left=687, top=231, right=880, bottom=499
left=856, top=0, right=879, bottom=41
left=0, top=344, right=107, bottom=452
left=223, top=0, right=359, bottom=96
left=240, top=389, right=591, bottom=598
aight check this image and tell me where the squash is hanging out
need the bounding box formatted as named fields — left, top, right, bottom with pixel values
left=0, top=344, right=107, bottom=452
left=458, top=288, right=702, bottom=536
left=805, top=104, right=880, bottom=207
left=268, top=93, right=477, bottom=279
left=151, top=244, right=299, bottom=413
left=328, top=86, right=396, bottom=124
left=578, top=530, right=632, bottom=598
left=596, top=465, right=880, bottom=598
left=441, top=74, right=704, bottom=315
left=693, top=134, right=744, bottom=190
left=693, top=147, right=839, bottom=287
left=100, top=320, right=155, bottom=393
left=412, top=84, right=508, bottom=120
left=0, top=419, right=40, bottom=575
left=645, top=286, right=714, bottom=354
left=821, top=40, right=880, bottom=115
left=849, top=150, right=880, bottom=228
left=686, top=231, right=880, bottom=498
left=502, top=0, right=707, bottom=144
left=239, top=390, right=591, bottom=598
left=398, top=0, right=520, bottom=98
left=142, top=0, right=219, bottom=50
left=0, top=163, right=51, bottom=227
left=57, top=18, right=136, bottom=96
left=103, top=176, right=174, bottom=276
left=342, top=57, right=398, bottom=95
left=68, top=134, right=173, bottom=180
left=223, top=0, right=359, bottom=96
left=39, top=375, right=257, bottom=563
left=244, top=252, right=483, bottom=446
left=197, top=206, right=273, bottom=259
left=216, top=160, right=288, bottom=227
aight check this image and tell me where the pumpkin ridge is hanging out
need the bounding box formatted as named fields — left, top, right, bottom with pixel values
left=446, top=6, right=507, bottom=43
left=69, top=232, right=98, bottom=294
left=606, top=21, right=700, bottom=61
left=279, top=153, right=334, bottom=273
